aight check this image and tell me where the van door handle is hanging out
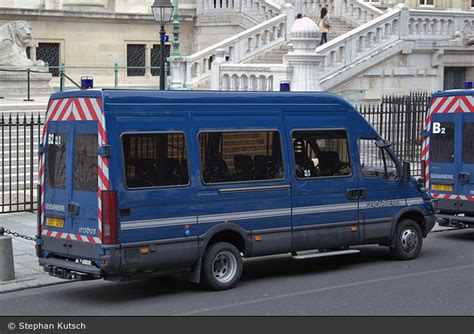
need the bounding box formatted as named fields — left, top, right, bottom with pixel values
left=346, top=189, right=359, bottom=200
left=119, top=208, right=131, bottom=216
left=358, top=188, right=367, bottom=199
left=68, top=202, right=80, bottom=216
left=459, top=172, right=470, bottom=183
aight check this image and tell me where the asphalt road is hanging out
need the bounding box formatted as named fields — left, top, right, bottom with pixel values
left=1, top=228, right=473, bottom=316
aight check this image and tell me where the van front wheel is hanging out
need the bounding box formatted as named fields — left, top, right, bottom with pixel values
left=201, top=242, right=243, bottom=291
left=390, top=219, right=423, bottom=260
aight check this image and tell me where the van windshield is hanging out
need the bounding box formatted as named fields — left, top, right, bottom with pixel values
left=431, top=122, right=454, bottom=163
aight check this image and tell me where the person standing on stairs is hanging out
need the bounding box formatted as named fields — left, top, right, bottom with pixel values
left=317, top=7, right=332, bottom=45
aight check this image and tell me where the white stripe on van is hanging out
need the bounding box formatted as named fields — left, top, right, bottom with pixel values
left=119, top=198, right=426, bottom=230
left=292, top=203, right=357, bottom=216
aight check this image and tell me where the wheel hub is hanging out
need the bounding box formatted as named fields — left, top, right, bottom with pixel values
left=213, top=251, right=237, bottom=283
left=401, top=228, right=418, bottom=253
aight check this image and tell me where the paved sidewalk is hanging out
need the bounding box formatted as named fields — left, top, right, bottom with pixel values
left=0, top=211, right=69, bottom=293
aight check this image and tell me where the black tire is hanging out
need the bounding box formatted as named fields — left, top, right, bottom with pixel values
left=200, top=242, right=243, bottom=291
left=390, top=219, right=423, bottom=260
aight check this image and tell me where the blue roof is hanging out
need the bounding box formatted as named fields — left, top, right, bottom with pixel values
left=50, top=89, right=354, bottom=111
left=433, top=89, right=474, bottom=98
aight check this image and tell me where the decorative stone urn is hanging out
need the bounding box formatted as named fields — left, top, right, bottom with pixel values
left=284, top=17, right=324, bottom=92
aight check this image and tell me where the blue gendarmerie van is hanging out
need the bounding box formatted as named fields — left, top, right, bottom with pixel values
left=37, top=90, right=435, bottom=290
left=422, top=89, right=474, bottom=228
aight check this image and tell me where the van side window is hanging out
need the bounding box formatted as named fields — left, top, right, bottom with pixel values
left=199, top=131, right=284, bottom=184
left=431, top=122, right=454, bottom=163
left=292, top=130, right=352, bottom=178
left=463, top=122, right=474, bottom=164
left=122, top=133, right=189, bottom=189
left=46, top=133, right=67, bottom=189
left=358, top=139, right=399, bottom=181
left=74, top=134, right=98, bottom=192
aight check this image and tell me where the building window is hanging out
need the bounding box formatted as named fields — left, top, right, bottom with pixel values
left=292, top=130, right=352, bottom=179
left=419, top=0, right=434, bottom=6
left=127, top=44, right=146, bottom=76
left=151, top=44, right=171, bottom=76
left=199, top=131, right=284, bottom=184
left=122, top=133, right=189, bottom=188
left=37, top=43, right=60, bottom=77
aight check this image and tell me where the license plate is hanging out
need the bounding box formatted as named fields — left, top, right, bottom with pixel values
left=431, top=184, right=453, bottom=192
left=46, top=218, right=64, bottom=228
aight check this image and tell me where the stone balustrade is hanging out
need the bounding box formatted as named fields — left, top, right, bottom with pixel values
left=215, top=63, right=291, bottom=91
left=341, top=0, right=383, bottom=25
left=407, top=9, right=474, bottom=39
left=296, top=0, right=334, bottom=18
left=177, top=14, right=287, bottom=88
left=316, top=8, right=401, bottom=81
left=197, top=0, right=281, bottom=18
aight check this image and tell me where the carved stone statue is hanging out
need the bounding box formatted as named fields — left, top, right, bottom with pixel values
left=0, top=21, right=46, bottom=68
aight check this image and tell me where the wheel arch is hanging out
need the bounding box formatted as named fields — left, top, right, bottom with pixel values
left=389, top=207, right=426, bottom=247
left=199, top=223, right=251, bottom=258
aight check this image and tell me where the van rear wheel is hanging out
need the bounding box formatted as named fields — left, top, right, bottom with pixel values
left=390, top=219, right=423, bottom=260
left=201, top=242, right=243, bottom=291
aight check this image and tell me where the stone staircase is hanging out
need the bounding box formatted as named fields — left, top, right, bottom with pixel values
left=246, top=16, right=355, bottom=65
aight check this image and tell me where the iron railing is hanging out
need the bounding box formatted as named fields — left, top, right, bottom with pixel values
left=357, top=92, right=431, bottom=177
left=0, top=114, right=43, bottom=213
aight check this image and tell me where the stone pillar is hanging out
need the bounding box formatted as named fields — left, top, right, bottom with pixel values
left=284, top=17, right=324, bottom=91
left=0, top=236, right=15, bottom=281
left=170, top=57, right=185, bottom=89
left=399, top=3, right=409, bottom=39
left=145, top=44, right=152, bottom=77
left=281, top=0, right=295, bottom=40
left=30, top=42, right=38, bottom=62
left=211, top=48, right=227, bottom=90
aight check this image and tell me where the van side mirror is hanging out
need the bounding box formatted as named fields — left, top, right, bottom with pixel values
left=402, top=162, right=411, bottom=182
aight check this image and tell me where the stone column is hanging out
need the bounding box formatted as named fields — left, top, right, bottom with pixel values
left=284, top=17, right=324, bottom=91
left=145, top=43, right=152, bottom=77
left=30, top=42, right=38, bottom=62
left=170, top=57, right=185, bottom=89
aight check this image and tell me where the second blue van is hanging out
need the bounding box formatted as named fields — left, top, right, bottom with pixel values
left=37, top=90, right=435, bottom=290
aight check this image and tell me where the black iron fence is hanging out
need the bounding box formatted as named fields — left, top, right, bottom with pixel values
left=0, top=92, right=431, bottom=214
left=357, top=92, right=431, bottom=177
left=0, top=114, right=43, bottom=213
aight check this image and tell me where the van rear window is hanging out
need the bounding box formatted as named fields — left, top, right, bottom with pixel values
left=46, top=133, right=67, bottom=189
left=463, top=122, right=474, bottom=164
left=122, top=133, right=189, bottom=188
left=74, top=134, right=98, bottom=192
left=431, top=122, right=454, bottom=163
left=199, top=131, right=284, bottom=184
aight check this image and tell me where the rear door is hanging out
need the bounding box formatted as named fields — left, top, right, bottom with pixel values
left=429, top=113, right=459, bottom=207
left=42, top=97, right=102, bottom=257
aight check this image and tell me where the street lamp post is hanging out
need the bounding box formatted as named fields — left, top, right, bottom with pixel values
left=151, top=0, right=174, bottom=90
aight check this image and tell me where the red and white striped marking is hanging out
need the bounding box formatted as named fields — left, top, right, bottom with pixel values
left=431, top=193, right=474, bottom=201
left=421, top=94, right=474, bottom=190
left=39, top=97, right=108, bottom=244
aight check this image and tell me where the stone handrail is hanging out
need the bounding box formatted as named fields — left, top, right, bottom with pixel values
left=178, top=14, right=288, bottom=88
